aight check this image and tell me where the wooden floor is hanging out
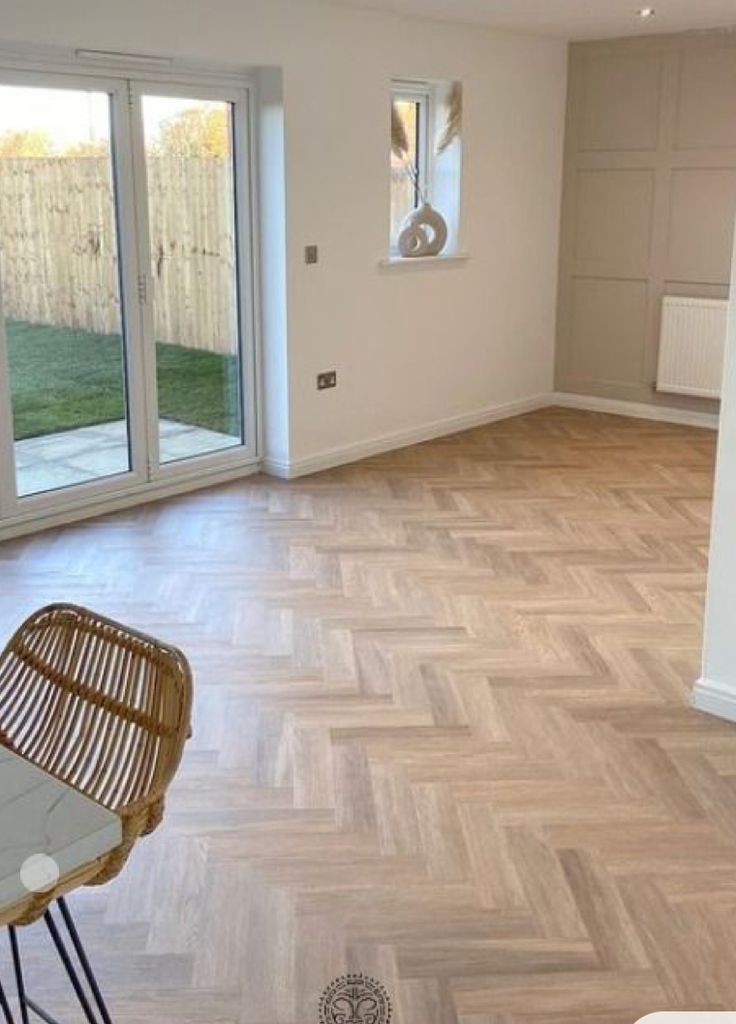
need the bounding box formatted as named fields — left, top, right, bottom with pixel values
left=1, top=406, right=734, bottom=1024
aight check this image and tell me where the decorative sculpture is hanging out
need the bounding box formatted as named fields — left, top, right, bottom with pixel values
left=398, top=202, right=448, bottom=258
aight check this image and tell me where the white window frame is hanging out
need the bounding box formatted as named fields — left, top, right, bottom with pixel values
left=390, top=81, right=435, bottom=251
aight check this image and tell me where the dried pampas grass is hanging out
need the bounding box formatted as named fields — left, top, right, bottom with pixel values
left=391, top=102, right=410, bottom=159
left=437, top=81, right=462, bottom=154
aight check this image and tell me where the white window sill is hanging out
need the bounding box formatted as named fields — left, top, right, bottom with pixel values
left=378, top=252, right=470, bottom=269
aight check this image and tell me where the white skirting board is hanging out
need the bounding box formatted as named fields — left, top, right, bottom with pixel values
left=693, top=678, right=736, bottom=724
left=552, top=392, right=719, bottom=430
left=263, top=393, right=553, bottom=478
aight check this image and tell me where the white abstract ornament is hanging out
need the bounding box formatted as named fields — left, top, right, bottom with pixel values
left=398, top=202, right=448, bottom=258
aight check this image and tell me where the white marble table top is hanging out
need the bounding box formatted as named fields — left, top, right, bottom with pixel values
left=0, top=745, right=122, bottom=917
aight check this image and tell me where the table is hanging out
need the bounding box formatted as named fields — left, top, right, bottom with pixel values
left=0, top=745, right=121, bottom=919
left=0, top=745, right=122, bottom=1024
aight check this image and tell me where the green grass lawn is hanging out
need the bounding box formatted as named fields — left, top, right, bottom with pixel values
left=7, top=320, right=241, bottom=441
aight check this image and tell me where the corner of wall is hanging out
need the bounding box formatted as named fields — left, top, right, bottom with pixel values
left=694, top=219, right=736, bottom=722
left=255, top=67, right=290, bottom=468
left=693, top=677, right=736, bottom=724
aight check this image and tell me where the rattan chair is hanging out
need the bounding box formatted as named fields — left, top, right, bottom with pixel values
left=0, top=603, right=193, bottom=929
left=0, top=604, right=192, bottom=1024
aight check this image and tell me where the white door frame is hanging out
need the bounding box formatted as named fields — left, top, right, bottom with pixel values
left=128, top=78, right=258, bottom=481
left=0, top=59, right=260, bottom=531
left=0, top=67, right=148, bottom=520
left=0, top=269, right=17, bottom=521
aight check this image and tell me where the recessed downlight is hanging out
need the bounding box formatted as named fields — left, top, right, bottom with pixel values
left=638, top=6, right=656, bottom=17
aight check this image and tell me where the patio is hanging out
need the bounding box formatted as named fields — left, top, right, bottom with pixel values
left=15, top=419, right=240, bottom=497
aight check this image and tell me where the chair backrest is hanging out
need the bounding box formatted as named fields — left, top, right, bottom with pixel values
left=0, top=604, right=192, bottom=818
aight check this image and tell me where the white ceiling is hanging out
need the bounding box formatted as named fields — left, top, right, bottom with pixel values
left=326, top=0, right=736, bottom=40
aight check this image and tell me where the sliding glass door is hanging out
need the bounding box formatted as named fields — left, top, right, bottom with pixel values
left=0, top=67, right=256, bottom=524
left=136, top=87, right=247, bottom=466
left=0, top=80, right=135, bottom=499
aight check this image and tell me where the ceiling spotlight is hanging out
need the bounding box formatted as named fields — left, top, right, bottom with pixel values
left=638, top=6, right=656, bottom=17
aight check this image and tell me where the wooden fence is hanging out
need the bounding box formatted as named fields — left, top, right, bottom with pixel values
left=0, top=156, right=238, bottom=355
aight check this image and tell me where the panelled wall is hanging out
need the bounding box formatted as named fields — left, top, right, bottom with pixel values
left=556, top=31, right=736, bottom=413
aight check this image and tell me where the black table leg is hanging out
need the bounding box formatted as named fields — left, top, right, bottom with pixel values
left=8, top=928, right=29, bottom=1024
left=0, top=975, right=14, bottom=1024
left=3, top=900, right=114, bottom=1024
left=42, top=909, right=98, bottom=1024
left=56, top=901, right=112, bottom=1024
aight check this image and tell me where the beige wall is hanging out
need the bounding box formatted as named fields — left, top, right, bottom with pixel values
left=555, top=31, right=736, bottom=413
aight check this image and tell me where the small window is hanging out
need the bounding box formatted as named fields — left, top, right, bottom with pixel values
left=390, top=86, right=431, bottom=248
left=389, top=80, right=463, bottom=259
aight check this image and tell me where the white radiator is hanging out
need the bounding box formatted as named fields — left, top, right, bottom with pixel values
left=656, top=296, right=728, bottom=399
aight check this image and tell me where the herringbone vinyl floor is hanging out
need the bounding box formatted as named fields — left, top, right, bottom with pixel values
left=0, top=407, right=733, bottom=1024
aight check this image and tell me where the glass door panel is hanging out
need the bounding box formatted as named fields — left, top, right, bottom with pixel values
left=0, top=83, right=132, bottom=498
left=139, top=94, right=244, bottom=465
